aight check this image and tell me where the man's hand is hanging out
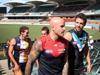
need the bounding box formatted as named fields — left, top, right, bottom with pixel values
left=13, top=63, right=20, bottom=71
left=87, top=64, right=92, bottom=72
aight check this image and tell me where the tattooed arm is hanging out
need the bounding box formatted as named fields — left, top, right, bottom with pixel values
left=25, top=40, right=42, bottom=75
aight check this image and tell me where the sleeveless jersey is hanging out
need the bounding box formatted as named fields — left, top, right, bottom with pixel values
left=38, top=35, right=68, bottom=75
left=69, top=29, right=88, bottom=68
left=14, top=36, right=32, bottom=63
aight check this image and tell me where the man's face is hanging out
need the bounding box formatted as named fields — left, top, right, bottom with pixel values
left=41, top=30, right=48, bottom=36
left=75, top=18, right=85, bottom=31
left=21, top=29, right=29, bottom=38
left=53, top=22, right=65, bottom=36
left=50, top=17, right=65, bottom=36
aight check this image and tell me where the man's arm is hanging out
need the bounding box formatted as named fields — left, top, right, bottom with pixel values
left=64, top=31, right=72, bottom=41
left=25, top=40, right=42, bottom=75
left=28, top=38, right=33, bottom=54
left=85, top=34, right=92, bottom=72
left=8, top=38, right=19, bottom=70
left=86, top=47, right=92, bottom=72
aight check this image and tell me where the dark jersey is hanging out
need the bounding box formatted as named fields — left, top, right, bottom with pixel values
left=13, top=36, right=32, bottom=63
left=69, top=29, right=88, bottom=69
left=38, top=35, right=68, bottom=75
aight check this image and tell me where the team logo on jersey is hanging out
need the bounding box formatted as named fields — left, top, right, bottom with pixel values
left=20, top=40, right=29, bottom=49
left=73, top=41, right=77, bottom=45
left=45, top=49, right=53, bottom=54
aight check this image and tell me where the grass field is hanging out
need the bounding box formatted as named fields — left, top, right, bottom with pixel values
left=0, top=24, right=100, bottom=43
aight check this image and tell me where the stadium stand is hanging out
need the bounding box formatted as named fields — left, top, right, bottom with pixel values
left=8, top=6, right=32, bottom=13
left=80, top=1, right=100, bottom=16
left=52, top=0, right=89, bottom=16
left=29, top=4, right=57, bottom=12
left=0, top=6, right=7, bottom=20
left=0, top=7, right=7, bottom=13
left=4, top=1, right=58, bottom=18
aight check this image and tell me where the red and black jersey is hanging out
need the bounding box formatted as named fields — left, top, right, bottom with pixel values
left=38, top=35, right=68, bottom=75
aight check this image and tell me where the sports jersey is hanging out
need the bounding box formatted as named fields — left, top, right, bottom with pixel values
left=13, top=36, right=32, bottom=74
left=69, top=29, right=88, bottom=69
left=38, top=35, right=68, bottom=75
left=14, top=36, right=32, bottom=63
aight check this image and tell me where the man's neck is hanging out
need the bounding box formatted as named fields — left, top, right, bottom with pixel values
left=74, top=29, right=83, bottom=36
left=49, top=30, right=58, bottom=41
left=19, top=35, right=25, bottom=40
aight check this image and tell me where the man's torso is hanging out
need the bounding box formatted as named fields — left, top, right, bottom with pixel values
left=38, top=35, right=68, bottom=75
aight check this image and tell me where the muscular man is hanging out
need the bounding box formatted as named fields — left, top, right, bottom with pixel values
left=25, top=17, right=68, bottom=75
left=64, top=13, right=92, bottom=75
left=9, top=26, right=32, bottom=75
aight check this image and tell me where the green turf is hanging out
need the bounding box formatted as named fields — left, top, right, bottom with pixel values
left=84, top=28, right=100, bottom=40
left=0, top=24, right=100, bottom=43
left=0, top=24, right=50, bottom=43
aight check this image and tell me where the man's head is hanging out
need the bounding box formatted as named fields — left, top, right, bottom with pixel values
left=41, top=26, right=49, bottom=36
left=49, top=17, right=65, bottom=36
left=75, top=13, right=87, bottom=31
left=20, top=26, right=29, bottom=38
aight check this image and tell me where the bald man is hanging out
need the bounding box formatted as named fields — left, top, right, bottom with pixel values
left=25, top=17, right=68, bottom=75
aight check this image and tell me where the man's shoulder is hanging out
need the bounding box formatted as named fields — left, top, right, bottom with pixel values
left=10, top=38, right=16, bottom=45
left=82, top=30, right=89, bottom=37
left=83, top=30, right=88, bottom=34
left=14, top=36, right=20, bottom=41
left=64, top=30, right=73, bottom=41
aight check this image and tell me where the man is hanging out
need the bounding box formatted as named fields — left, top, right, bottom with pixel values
left=25, top=17, right=68, bottom=75
left=33, top=26, right=49, bottom=42
left=9, top=26, right=32, bottom=75
left=41, top=26, right=49, bottom=36
left=40, top=26, right=49, bottom=42
left=6, top=39, right=11, bottom=69
left=64, top=13, right=92, bottom=75
left=31, top=26, right=49, bottom=75
left=3, top=39, right=11, bottom=69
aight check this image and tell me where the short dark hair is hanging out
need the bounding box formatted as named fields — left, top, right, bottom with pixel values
left=41, top=26, right=49, bottom=34
left=75, top=13, right=87, bottom=25
left=20, top=26, right=29, bottom=34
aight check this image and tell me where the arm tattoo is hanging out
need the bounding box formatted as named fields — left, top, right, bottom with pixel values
left=25, top=40, right=42, bottom=75
left=28, top=49, right=40, bottom=63
left=28, top=40, right=42, bottom=63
